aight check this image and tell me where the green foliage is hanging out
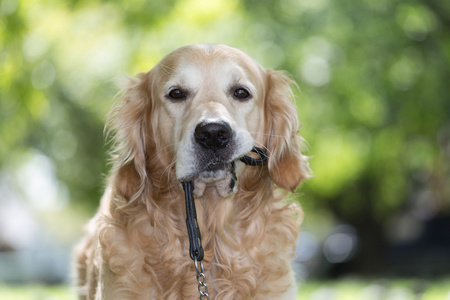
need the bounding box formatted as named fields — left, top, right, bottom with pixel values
left=1, top=0, right=449, bottom=256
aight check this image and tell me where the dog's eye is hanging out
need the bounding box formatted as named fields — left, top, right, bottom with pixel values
left=233, top=88, right=251, bottom=100
left=168, top=89, right=186, bottom=100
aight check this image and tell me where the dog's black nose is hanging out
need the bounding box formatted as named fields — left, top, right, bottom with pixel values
left=194, top=122, right=232, bottom=151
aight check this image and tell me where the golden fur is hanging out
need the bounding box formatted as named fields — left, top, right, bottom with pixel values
left=74, top=44, right=310, bottom=300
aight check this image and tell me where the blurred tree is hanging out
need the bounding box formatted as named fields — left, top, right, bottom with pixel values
left=1, top=0, right=449, bottom=276
left=241, top=0, right=450, bottom=274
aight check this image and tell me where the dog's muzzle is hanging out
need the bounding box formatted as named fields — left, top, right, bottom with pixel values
left=185, top=119, right=267, bottom=197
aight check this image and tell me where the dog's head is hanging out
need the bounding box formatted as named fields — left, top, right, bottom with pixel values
left=109, top=44, right=310, bottom=201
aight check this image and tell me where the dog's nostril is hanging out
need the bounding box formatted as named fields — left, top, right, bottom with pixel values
left=194, top=122, right=232, bottom=150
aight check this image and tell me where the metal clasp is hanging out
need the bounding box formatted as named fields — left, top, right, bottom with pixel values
left=194, top=257, right=210, bottom=300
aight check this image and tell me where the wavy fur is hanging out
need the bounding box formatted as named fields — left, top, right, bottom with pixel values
left=74, top=44, right=310, bottom=300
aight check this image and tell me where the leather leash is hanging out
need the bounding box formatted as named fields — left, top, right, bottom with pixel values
left=181, top=147, right=267, bottom=299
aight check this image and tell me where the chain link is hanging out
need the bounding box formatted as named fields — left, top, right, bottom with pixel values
left=194, top=257, right=210, bottom=300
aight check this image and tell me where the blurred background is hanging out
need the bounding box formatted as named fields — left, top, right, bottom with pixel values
left=1, top=0, right=449, bottom=298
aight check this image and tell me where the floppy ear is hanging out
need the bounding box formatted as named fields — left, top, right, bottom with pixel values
left=264, top=70, right=311, bottom=192
left=107, top=72, right=152, bottom=202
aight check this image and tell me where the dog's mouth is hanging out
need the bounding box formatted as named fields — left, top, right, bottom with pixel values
left=192, top=160, right=237, bottom=197
left=189, top=147, right=267, bottom=198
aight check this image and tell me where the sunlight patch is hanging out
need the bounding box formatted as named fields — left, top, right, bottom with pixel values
left=171, top=0, right=239, bottom=25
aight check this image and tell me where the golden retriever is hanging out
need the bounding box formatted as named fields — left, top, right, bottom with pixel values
left=75, top=44, right=310, bottom=300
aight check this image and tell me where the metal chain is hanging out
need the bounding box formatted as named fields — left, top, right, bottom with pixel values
left=194, top=257, right=210, bottom=300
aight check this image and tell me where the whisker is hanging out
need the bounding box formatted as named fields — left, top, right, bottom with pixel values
left=247, top=131, right=289, bottom=139
left=147, top=142, right=177, bottom=162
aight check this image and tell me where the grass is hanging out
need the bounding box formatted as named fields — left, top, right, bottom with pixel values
left=0, top=278, right=449, bottom=299
left=0, top=284, right=76, bottom=300
left=297, top=278, right=450, bottom=300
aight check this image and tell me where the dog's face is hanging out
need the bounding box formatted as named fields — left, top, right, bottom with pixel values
left=150, top=44, right=267, bottom=194
left=111, top=44, right=309, bottom=200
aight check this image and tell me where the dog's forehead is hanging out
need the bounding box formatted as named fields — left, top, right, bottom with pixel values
left=172, top=58, right=248, bottom=87
left=156, top=44, right=265, bottom=87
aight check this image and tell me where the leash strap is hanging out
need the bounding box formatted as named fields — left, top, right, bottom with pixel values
left=239, top=147, right=268, bottom=166
left=182, top=146, right=267, bottom=299
left=182, top=181, right=204, bottom=261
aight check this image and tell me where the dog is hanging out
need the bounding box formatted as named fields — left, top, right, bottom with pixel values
left=75, top=44, right=310, bottom=300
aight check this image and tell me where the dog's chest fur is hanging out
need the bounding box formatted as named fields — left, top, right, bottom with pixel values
left=93, top=188, right=298, bottom=300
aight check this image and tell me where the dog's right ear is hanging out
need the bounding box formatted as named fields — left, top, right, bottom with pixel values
left=263, top=70, right=311, bottom=192
left=107, top=72, right=152, bottom=202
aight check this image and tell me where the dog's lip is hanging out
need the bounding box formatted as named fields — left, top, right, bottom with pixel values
left=205, top=161, right=229, bottom=172
left=178, top=164, right=225, bottom=182
left=179, top=160, right=234, bottom=183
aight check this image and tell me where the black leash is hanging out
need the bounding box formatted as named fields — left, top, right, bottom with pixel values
left=238, top=147, right=268, bottom=166
left=181, top=147, right=267, bottom=299
left=182, top=181, right=204, bottom=261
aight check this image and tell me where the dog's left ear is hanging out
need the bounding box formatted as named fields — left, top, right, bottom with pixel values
left=263, top=70, right=311, bottom=192
left=107, top=72, right=152, bottom=201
